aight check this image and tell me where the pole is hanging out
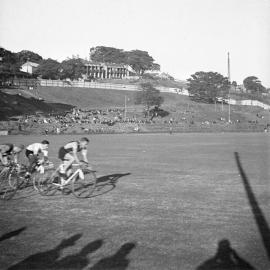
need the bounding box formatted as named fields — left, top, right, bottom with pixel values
left=124, top=95, right=127, bottom=120
left=228, top=52, right=231, bottom=123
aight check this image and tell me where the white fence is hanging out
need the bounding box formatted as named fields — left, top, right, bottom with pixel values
left=228, top=99, right=270, bottom=110
left=39, top=79, right=180, bottom=93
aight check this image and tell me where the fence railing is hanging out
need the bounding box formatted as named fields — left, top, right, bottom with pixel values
left=228, top=99, right=270, bottom=110
left=39, top=79, right=182, bottom=93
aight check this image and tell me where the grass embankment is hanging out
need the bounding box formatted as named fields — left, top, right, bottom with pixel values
left=2, top=86, right=270, bottom=133
left=0, top=90, right=73, bottom=120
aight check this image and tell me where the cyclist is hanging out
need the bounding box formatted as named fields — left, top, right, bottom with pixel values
left=58, top=137, right=89, bottom=180
left=25, top=140, right=50, bottom=174
left=0, top=143, right=25, bottom=166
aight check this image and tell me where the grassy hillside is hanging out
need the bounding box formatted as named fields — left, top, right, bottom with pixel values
left=2, top=86, right=270, bottom=132
left=0, top=90, right=73, bottom=120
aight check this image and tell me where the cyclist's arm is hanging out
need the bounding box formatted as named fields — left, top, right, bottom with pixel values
left=13, top=153, right=18, bottom=164
left=41, top=149, right=49, bottom=161
left=81, top=149, right=88, bottom=163
left=72, top=144, right=80, bottom=164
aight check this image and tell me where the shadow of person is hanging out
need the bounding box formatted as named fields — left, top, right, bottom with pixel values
left=89, top=242, right=136, bottom=270
left=197, top=239, right=256, bottom=270
left=0, top=227, right=26, bottom=243
left=52, top=239, right=103, bottom=270
left=8, top=233, right=82, bottom=270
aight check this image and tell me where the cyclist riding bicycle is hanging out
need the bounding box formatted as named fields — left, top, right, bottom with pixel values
left=25, top=140, right=50, bottom=174
left=0, top=143, right=24, bottom=166
left=58, top=137, right=90, bottom=180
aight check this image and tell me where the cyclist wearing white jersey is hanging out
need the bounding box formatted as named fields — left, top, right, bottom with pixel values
left=25, top=140, right=50, bottom=173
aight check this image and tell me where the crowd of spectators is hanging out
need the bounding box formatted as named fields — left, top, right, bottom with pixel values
left=1, top=106, right=269, bottom=135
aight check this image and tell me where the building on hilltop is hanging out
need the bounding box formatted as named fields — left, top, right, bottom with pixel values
left=20, top=61, right=39, bottom=74
left=84, top=61, right=134, bottom=80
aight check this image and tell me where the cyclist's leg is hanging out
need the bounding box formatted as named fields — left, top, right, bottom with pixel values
left=61, top=153, right=75, bottom=174
left=25, top=150, right=38, bottom=173
left=1, top=155, right=9, bottom=166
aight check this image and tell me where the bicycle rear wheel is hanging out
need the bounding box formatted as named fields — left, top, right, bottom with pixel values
left=72, top=169, right=96, bottom=198
left=0, top=168, right=18, bottom=200
left=37, top=169, right=58, bottom=196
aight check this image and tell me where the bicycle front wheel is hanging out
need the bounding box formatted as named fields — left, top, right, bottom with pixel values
left=0, top=168, right=18, bottom=200
left=72, top=170, right=96, bottom=198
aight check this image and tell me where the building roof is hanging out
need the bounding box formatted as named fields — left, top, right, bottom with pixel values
left=21, top=61, right=39, bottom=68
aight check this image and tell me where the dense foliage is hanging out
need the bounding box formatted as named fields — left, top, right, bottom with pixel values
left=187, top=71, right=230, bottom=103
left=135, top=82, right=164, bottom=116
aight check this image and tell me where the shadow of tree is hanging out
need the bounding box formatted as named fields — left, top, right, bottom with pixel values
left=89, top=242, right=136, bottom=270
left=8, top=233, right=82, bottom=270
left=197, top=239, right=256, bottom=270
left=52, top=239, right=103, bottom=269
left=0, top=227, right=26, bottom=243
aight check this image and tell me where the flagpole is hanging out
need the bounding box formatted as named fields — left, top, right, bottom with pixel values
left=124, top=95, right=127, bottom=120
left=228, top=52, right=231, bottom=123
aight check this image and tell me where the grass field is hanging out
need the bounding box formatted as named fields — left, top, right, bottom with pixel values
left=0, top=133, right=269, bottom=270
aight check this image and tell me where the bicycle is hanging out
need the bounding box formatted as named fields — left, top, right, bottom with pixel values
left=15, top=160, right=55, bottom=192
left=37, top=163, right=97, bottom=198
left=0, top=162, right=19, bottom=200
left=0, top=160, right=54, bottom=200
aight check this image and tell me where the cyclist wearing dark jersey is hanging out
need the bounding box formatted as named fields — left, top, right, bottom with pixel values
left=0, top=143, right=24, bottom=165
left=58, top=137, right=89, bottom=177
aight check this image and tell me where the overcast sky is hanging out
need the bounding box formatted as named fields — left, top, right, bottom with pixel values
left=0, top=0, right=269, bottom=86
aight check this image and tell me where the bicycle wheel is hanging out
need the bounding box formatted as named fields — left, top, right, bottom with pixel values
left=0, top=168, right=18, bottom=200
left=72, top=169, right=97, bottom=198
left=37, top=169, right=58, bottom=196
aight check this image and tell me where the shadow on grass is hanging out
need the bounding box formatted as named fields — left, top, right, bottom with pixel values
left=91, top=173, right=131, bottom=198
left=235, top=152, right=270, bottom=260
left=53, top=172, right=131, bottom=198
left=52, top=239, right=103, bottom=269
left=0, top=227, right=26, bottom=243
left=197, top=239, right=256, bottom=270
left=8, top=233, right=83, bottom=270
left=7, top=234, right=135, bottom=270
left=89, top=242, right=136, bottom=270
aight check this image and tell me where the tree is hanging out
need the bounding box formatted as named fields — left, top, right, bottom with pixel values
left=126, top=50, right=156, bottom=75
left=243, top=76, right=266, bottom=95
left=59, top=57, right=86, bottom=80
left=16, top=50, right=43, bottom=65
left=135, top=83, right=164, bottom=117
left=34, top=58, right=60, bottom=79
left=0, top=47, right=20, bottom=76
left=187, top=71, right=230, bottom=103
left=90, top=46, right=126, bottom=64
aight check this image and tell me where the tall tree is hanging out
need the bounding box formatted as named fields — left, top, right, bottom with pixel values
left=90, top=46, right=126, bottom=64
left=187, top=71, right=230, bottom=103
left=243, top=76, right=266, bottom=95
left=16, top=50, right=43, bottom=65
left=34, top=58, right=60, bottom=79
left=0, top=47, right=20, bottom=76
left=126, top=50, right=155, bottom=75
left=59, top=58, right=86, bottom=80
left=135, top=82, right=164, bottom=116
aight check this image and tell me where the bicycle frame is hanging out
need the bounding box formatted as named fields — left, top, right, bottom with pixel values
left=53, top=167, right=84, bottom=188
